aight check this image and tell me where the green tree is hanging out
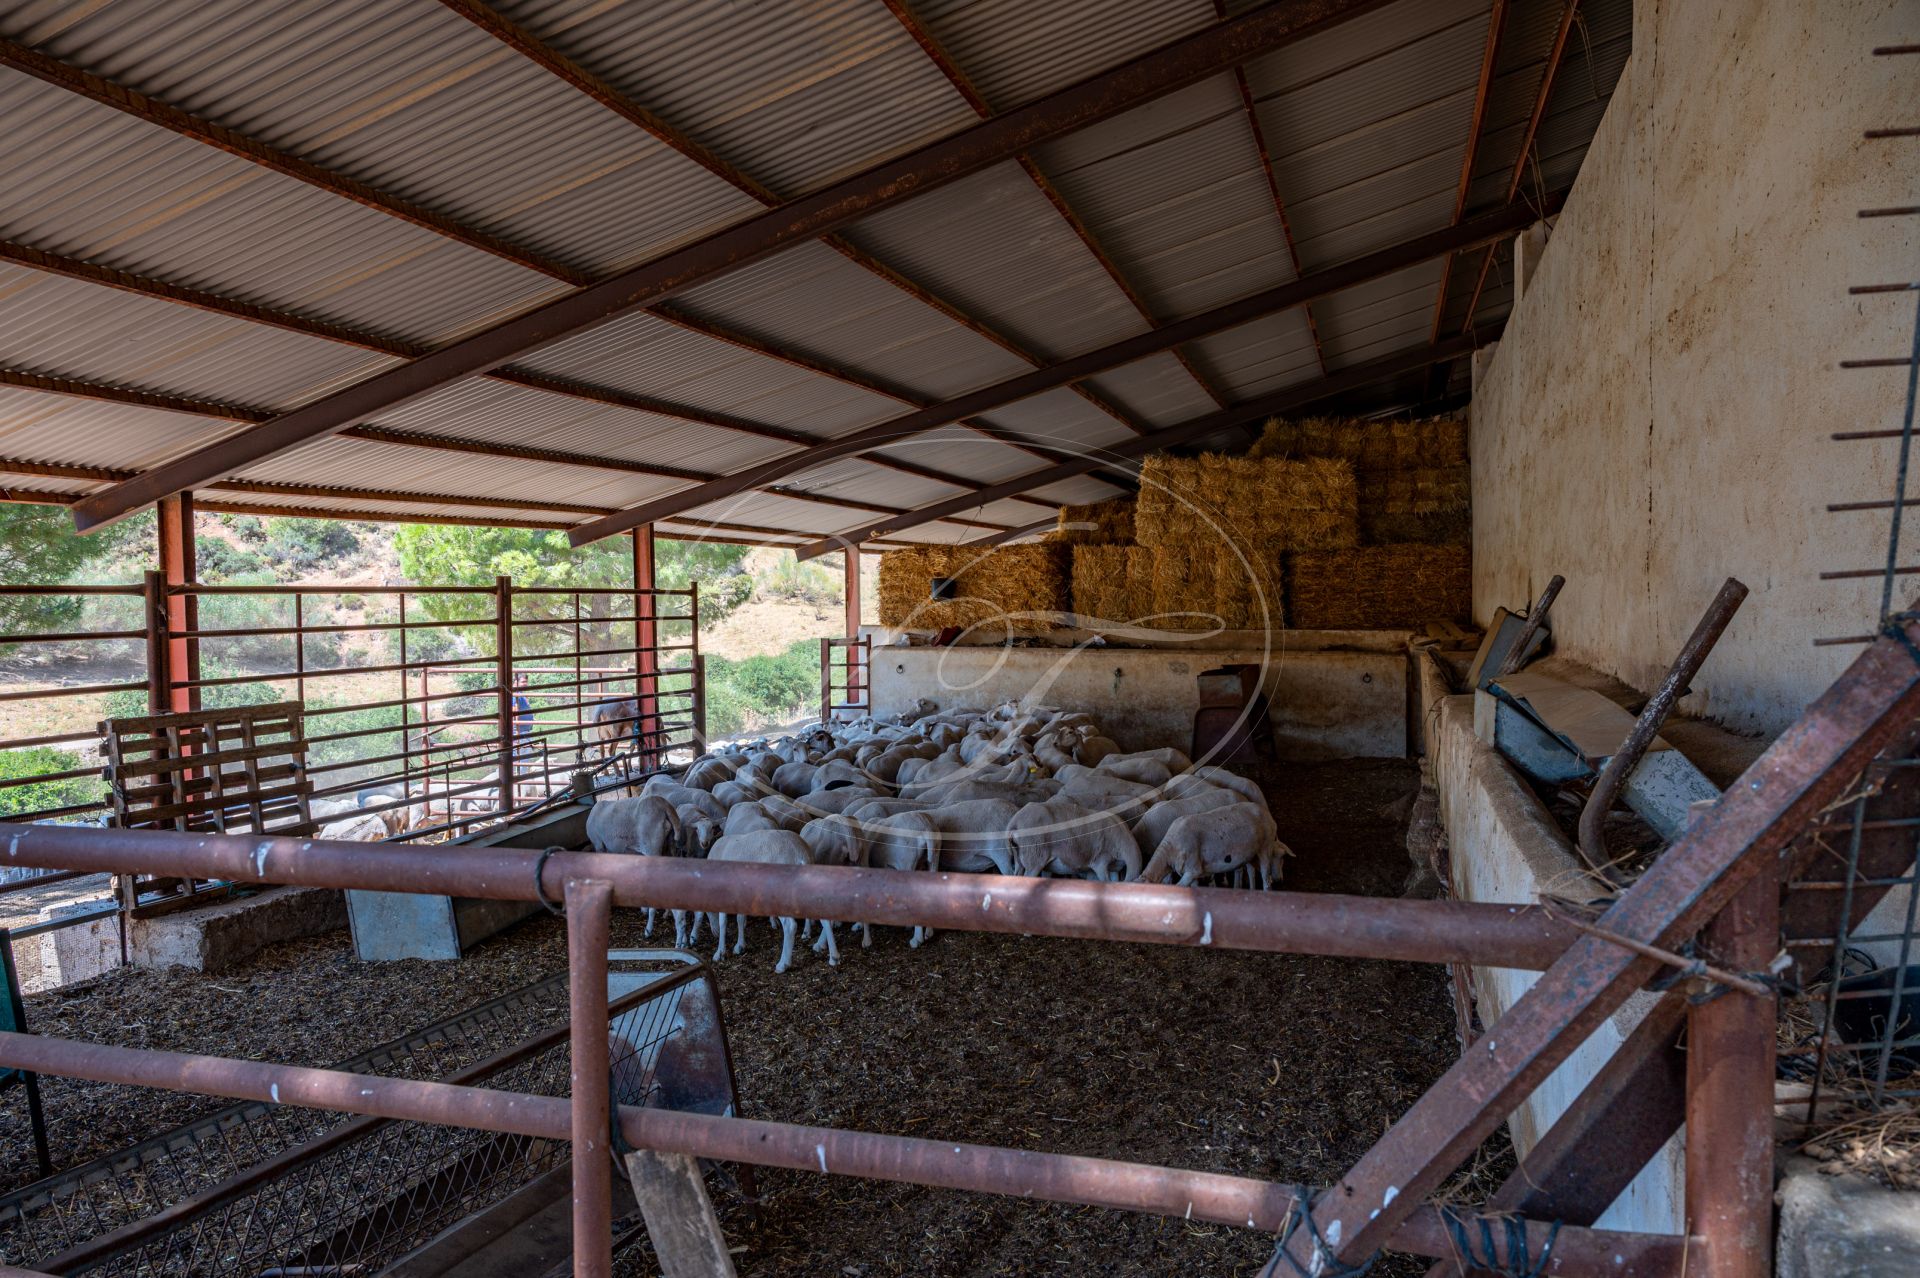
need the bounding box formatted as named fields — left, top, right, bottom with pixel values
left=0, top=505, right=150, bottom=643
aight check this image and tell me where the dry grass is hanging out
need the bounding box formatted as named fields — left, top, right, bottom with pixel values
left=876, top=545, right=1069, bottom=631
left=1050, top=499, right=1135, bottom=545
left=1070, top=545, right=1160, bottom=624
left=1287, top=545, right=1472, bottom=630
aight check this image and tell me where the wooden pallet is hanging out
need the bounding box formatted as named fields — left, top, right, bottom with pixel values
left=100, top=701, right=316, bottom=838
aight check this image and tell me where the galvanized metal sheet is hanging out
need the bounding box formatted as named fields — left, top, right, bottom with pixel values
left=1027, top=475, right=1129, bottom=506
left=1313, top=260, right=1447, bottom=369
left=870, top=425, right=1050, bottom=486
left=668, top=240, right=1034, bottom=401
left=0, top=261, right=395, bottom=409
left=492, top=0, right=978, bottom=199
left=1182, top=309, right=1321, bottom=400
left=1084, top=352, right=1229, bottom=429
left=0, top=383, right=241, bottom=472
left=840, top=161, right=1148, bottom=363
left=908, top=0, right=1213, bottom=111
left=970, top=387, right=1139, bottom=454
left=0, top=70, right=565, bottom=348
left=0, top=0, right=763, bottom=278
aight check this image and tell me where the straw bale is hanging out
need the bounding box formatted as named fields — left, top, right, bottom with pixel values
left=1363, top=509, right=1472, bottom=547
left=1052, top=499, right=1135, bottom=545
left=1287, top=545, right=1472, bottom=630
left=1070, top=545, right=1131, bottom=621
left=1211, top=547, right=1286, bottom=630
left=877, top=544, right=1069, bottom=630
left=1134, top=454, right=1357, bottom=552
left=1361, top=465, right=1471, bottom=515
left=1252, top=416, right=1467, bottom=470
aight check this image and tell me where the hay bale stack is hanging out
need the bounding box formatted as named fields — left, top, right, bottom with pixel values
left=1359, top=466, right=1472, bottom=545
left=1287, top=545, right=1471, bottom=630
left=1051, top=498, right=1135, bottom=545
left=1134, top=455, right=1357, bottom=552
left=1150, top=546, right=1219, bottom=627
left=1252, top=416, right=1467, bottom=469
left=1213, top=550, right=1286, bottom=630
left=1070, top=545, right=1129, bottom=620
left=877, top=545, right=1069, bottom=630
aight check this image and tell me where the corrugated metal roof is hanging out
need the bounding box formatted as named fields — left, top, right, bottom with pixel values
left=1084, top=351, right=1225, bottom=428
left=1184, top=308, right=1321, bottom=399
left=492, top=0, right=977, bottom=199
left=839, top=161, right=1148, bottom=362
left=1033, top=75, right=1300, bottom=319
left=869, top=425, right=1049, bottom=485
left=0, top=70, right=565, bottom=348
left=0, top=383, right=240, bottom=471
left=783, top=456, right=966, bottom=513
left=1313, top=260, right=1446, bottom=368
left=971, top=386, right=1140, bottom=454
left=199, top=488, right=586, bottom=527
left=667, top=240, right=1034, bottom=401
left=0, top=0, right=763, bottom=277
left=908, top=0, right=1213, bottom=110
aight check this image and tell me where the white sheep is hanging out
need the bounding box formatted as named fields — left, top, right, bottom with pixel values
left=586, top=795, right=687, bottom=941
left=1009, top=799, right=1141, bottom=881
left=1140, top=802, right=1287, bottom=889
left=706, top=830, right=822, bottom=972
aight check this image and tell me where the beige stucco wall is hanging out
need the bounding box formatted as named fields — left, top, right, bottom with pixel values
left=1471, top=0, right=1919, bottom=737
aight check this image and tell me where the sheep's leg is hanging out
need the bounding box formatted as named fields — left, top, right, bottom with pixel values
left=811, top=923, right=831, bottom=954
left=801, top=918, right=815, bottom=941
left=732, top=914, right=747, bottom=955
left=644, top=907, right=656, bottom=938
left=774, top=918, right=796, bottom=973
left=711, top=914, right=726, bottom=964
left=821, top=921, right=839, bottom=967
left=858, top=921, right=873, bottom=949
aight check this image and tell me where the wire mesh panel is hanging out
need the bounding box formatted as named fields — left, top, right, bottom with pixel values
left=0, top=953, right=730, bottom=1277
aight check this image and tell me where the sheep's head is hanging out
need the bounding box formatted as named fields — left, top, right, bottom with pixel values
left=683, top=818, right=722, bottom=857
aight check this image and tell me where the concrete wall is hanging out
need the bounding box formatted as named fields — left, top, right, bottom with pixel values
left=869, top=634, right=1410, bottom=758
left=1471, top=0, right=1920, bottom=738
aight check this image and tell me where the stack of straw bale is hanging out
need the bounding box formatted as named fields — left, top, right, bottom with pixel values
left=877, top=545, right=1069, bottom=630
left=1070, top=545, right=1155, bottom=622
left=1287, top=545, right=1471, bottom=630
left=1133, top=454, right=1357, bottom=552
left=1252, top=416, right=1470, bottom=546
left=1049, top=498, right=1135, bottom=545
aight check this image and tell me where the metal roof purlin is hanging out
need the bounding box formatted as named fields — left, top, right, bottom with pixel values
left=566, top=192, right=1565, bottom=546
left=791, top=328, right=1500, bottom=560
left=1459, top=0, right=1580, bottom=334
left=1426, top=0, right=1511, bottom=345
left=431, top=0, right=1140, bottom=475
left=66, top=0, right=1397, bottom=533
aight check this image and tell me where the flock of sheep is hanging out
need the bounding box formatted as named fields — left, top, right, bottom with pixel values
left=585, top=700, right=1290, bottom=972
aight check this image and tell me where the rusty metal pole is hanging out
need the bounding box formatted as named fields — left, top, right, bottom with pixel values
left=844, top=550, right=862, bottom=712
left=1494, top=572, right=1563, bottom=678
left=1685, top=870, right=1778, bottom=1278
left=633, top=528, right=658, bottom=770
left=155, top=493, right=199, bottom=714
left=565, top=877, right=614, bottom=1278
left=1577, top=578, right=1748, bottom=875
left=495, top=575, right=515, bottom=809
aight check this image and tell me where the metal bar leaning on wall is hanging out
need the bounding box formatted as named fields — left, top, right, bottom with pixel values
left=0, top=1030, right=1695, bottom=1276
left=0, top=824, right=1578, bottom=969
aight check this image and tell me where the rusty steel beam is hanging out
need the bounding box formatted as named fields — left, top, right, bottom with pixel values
left=790, top=328, right=1497, bottom=559
left=0, top=822, right=1580, bottom=968
left=1215, top=0, right=1329, bottom=379
left=0, top=241, right=1048, bottom=511
left=883, top=0, right=1225, bottom=420
left=67, top=0, right=1393, bottom=531
left=0, top=1030, right=1692, bottom=1274
left=579, top=194, right=1561, bottom=547
left=1426, top=0, right=1509, bottom=345
left=565, top=878, right=615, bottom=1278
left=1271, top=614, right=1920, bottom=1272
left=1458, top=0, right=1579, bottom=334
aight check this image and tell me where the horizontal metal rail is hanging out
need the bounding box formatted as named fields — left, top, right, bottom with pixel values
left=0, top=825, right=1579, bottom=969
left=0, top=1030, right=1693, bottom=1275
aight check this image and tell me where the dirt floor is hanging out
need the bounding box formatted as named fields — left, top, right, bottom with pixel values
left=0, top=759, right=1505, bottom=1276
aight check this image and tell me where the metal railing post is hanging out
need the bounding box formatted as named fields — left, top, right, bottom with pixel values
left=690, top=581, right=704, bottom=751
left=142, top=570, right=171, bottom=716
left=819, top=637, right=831, bottom=725
left=1684, top=871, right=1779, bottom=1278
left=495, top=575, right=514, bottom=809
left=565, top=877, right=614, bottom=1278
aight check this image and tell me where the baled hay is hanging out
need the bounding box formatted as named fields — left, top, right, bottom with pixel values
left=1361, top=465, right=1471, bottom=515
left=877, top=544, right=1069, bottom=630
left=1287, top=544, right=1472, bottom=630
left=1052, top=498, right=1135, bottom=545
left=1134, top=454, right=1358, bottom=552
left=1252, top=416, right=1468, bottom=470
left=1070, top=545, right=1132, bottom=622
left=1211, top=548, right=1286, bottom=630
left=1363, top=509, right=1472, bottom=547
left=1149, top=546, right=1221, bottom=629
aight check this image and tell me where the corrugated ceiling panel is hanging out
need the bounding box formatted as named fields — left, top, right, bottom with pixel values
left=1315, top=260, right=1446, bottom=369
left=523, top=309, right=905, bottom=440
left=971, top=386, right=1139, bottom=454
left=907, top=0, right=1212, bottom=110
left=1032, top=76, right=1299, bottom=318
left=0, top=473, right=94, bottom=497
left=668, top=241, right=1033, bottom=401
left=0, top=262, right=396, bottom=409
left=869, top=425, right=1045, bottom=485
left=1249, top=0, right=1488, bottom=268
left=362, top=379, right=798, bottom=477
left=1184, top=309, right=1322, bottom=400
left=1027, top=475, right=1129, bottom=505
left=840, top=161, right=1146, bottom=362
left=491, top=0, right=976, bottom=198
left=240, top=434, right=691, bottom=511
left=1084, top=352, right=1225, bottom=428
left=0, top=71, right=563, bottom=348
left=200, top=490, right=585, bottom=527
left=786, top=457, right=965, bottom=512
left=0, top=384, right=242, bottom=471
left=0, top=0, right=762, bottom=278
left=683, top=488, right=893, bottom=535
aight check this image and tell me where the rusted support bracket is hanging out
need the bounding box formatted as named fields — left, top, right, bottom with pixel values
left=1271, top=613, right=1920, bottom=1272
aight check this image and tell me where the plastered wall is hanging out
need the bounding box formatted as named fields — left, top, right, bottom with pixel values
left=1471, top=0, right=1920, bottom=737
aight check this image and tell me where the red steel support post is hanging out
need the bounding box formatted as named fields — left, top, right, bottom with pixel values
left=155, top=494, right=198, bottom=714
left=495, top=575, right=514, bottom=806
left=1685, top=871, right=1779, bottom=1278
left=633, top=529, right=657, bottom=769
left=565, top=877, right=614, bottom=1278
left=844, top=549, right=863, bottom=711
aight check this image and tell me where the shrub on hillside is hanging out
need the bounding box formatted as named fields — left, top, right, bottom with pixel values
left=0, top=746, right=102, bottom=819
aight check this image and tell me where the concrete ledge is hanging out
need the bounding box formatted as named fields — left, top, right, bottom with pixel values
left=1777, top=1156, right=1920, bottom=1278
left=1421, top=650, right=1684, bottom=1234
left=49, top=886, right=346, bottom=981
